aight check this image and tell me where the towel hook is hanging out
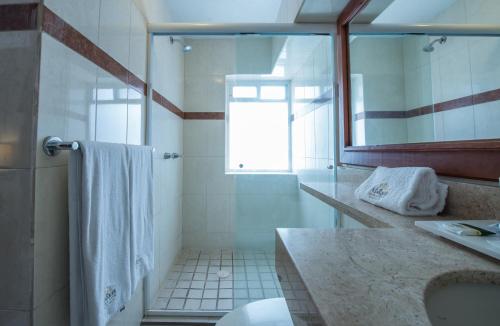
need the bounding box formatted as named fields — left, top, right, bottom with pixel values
left=42, top=136, right=79, bottom=157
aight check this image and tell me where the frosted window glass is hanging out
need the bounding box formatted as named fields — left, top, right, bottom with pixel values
left=232, top=86, right=257, bottom=98
left=260, top=86, right=286, bottom=100
left=228, top=102, right=289, bottom=171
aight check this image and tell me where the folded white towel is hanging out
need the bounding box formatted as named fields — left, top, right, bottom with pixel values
left=354, top=166, right=448, bottom=216
left=69, top=141, right=154, bottom=326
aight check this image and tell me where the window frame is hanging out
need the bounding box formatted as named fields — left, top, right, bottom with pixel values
left=225, top=79, right=292, bottom=173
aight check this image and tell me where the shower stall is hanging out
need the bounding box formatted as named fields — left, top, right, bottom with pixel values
left=143, top=25, right=358, bottom=320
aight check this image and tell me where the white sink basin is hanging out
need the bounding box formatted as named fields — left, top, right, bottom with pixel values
left=425, top=274, right=500, bottom=326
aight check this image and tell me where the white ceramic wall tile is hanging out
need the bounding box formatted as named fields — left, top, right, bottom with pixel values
left=441, top=106, right=476, bottom=141
left=314, top=105, right=329, bottom=159
left=474, top=102, right=500, bottom=140
left=126, top=87, right=146, bottom=145
left=95, top=69, right=128, bottom=144
left=154, top=36, right=185, bottom=108
left=206, top=195, right=232, bottom=233
left=128, top=1, right=147, bottom=81
left=469, top=37, right=500, bottom=94
left=437, top=45, right=472, bottom=102
left=98, top=0, right=132, bottom=69
left=34, top=166, right=69, bottom=307
left=44, top=0, right=101, bottom=44
left=37, top=33, right=97, bottom=168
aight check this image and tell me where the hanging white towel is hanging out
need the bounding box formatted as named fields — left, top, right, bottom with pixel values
left=69, top=141, right=154, bottom=326
left=354, top=166, right=448, bottom=216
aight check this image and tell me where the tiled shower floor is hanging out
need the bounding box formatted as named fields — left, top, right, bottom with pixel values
left=151, top=248, right=285, bottom=313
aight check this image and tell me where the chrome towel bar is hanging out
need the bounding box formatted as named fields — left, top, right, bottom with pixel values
left=42, top=136, right=79, bottom=157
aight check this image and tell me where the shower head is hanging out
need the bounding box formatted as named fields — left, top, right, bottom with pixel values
left=170, top=36, right=192, bottom=53
left=423, top=36, right=447, bottom=52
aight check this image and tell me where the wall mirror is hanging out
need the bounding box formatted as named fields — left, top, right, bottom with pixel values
left=336, top=0, right=500, bottom=181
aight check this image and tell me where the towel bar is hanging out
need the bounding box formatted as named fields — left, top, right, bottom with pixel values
left=42, top=136, right=156, bottom=157
left=42, top=136, right=79, bottom=157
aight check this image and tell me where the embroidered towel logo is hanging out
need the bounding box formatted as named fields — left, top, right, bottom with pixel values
left=368, top=182, right=389, bottom=200
left=104, top=286, right=117, bottom=306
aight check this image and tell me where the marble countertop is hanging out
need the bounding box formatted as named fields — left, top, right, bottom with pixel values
left=300, top=181, right=462, bottom=229
left=277, top=227, right=500, bottom=326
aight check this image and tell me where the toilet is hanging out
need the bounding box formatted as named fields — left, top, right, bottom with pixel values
left=216, top=298, right=293, bottom=326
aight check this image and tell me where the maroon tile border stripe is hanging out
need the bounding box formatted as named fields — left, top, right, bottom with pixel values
left=41, top=6, right=147, bottom=96
left=0, top=3, right=38, bottom=31
left=354, top=87, right=500, bottom=121
left=184, top=112, right=225, bottom=120
left=152, top=90, right=184, bottom=119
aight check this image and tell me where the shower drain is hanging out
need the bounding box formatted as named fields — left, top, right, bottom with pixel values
left=216, top=270, right=231, bottom=279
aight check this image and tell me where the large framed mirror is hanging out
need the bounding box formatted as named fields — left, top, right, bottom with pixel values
left=336, top=0, right=500, bottom=181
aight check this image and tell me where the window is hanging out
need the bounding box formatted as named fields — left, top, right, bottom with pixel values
left=226, top=80, right=291, bottom=172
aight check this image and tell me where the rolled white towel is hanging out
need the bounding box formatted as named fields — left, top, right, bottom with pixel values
left=354, top=166, right=448, bottom=216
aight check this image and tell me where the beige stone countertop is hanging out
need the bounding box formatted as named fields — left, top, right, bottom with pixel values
left=300, top=181, right=462, bottom=229
left=276, top=227, right=500, bottom=326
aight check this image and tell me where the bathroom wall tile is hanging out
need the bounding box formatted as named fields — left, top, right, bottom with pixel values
left=95, top=68, right=128, bottom=144
left=437, top=46, right=472, bottom=102
left=128, top=1, right=147, bottom=82
left=206, top=157, right=233, bottom=195
left=182, top=195, right=206, bottom=233
left=154, top=36, right=185, bottom=109
left=473, top=101, right=500, bottom=140
left=98, top=0, right=131, bottom=69
left=206, top=195, right=231, bottom=233
left=183, top=120, right=209, bottom=157
left=441, top=106, right=475, bottom=141
left=33, top=286, right=68, bottom=326
left=314, top=104, right=329, bottom=159
left=126, top=87, right=146, bottom=145
left=37, top=33, right=97, bottom=168
left=469, top=37, right=500, bottom=94
left=183, top=157, right=207, bottom=195
left=44, top=0, right=100, bottom=44
left=33, top=166, right=68, bottom=307
left=0, top=31, right=39, bottom=169
left=0, top=169, right=34, bottom=309
left=407, top=115, right=435, bottom=143
left=205, top=121, right=226, bottom=157
left=304, top=112, right=315, bottom=158
left=233, top=174, right=298, bottom=195
left=0, top=309, right=30, bottom=326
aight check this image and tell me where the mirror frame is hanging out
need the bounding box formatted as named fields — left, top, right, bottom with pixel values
left=335, top=0, right=500, bottom=181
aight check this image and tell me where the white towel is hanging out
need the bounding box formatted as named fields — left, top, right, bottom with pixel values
left=354, top=166, right=448, bottom=216
left=69, top=141, right=154, bottom=326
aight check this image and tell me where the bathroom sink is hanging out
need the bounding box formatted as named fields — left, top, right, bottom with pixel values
left=424, top=272, right=500, bottom=326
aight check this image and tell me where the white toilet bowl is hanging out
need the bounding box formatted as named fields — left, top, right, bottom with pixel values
left=215, top=298, right=293, bottom=326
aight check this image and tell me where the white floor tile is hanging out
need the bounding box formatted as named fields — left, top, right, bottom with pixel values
left=185, top=299, right=201, bottom=310
left=201, top=299, right=217, bottom=310
left=234, top=289, right=248, bottom=299
left=249, top=289, right=264, bottom=299
left=219, top=280, right=232, bottom=288
left=188, top=289, right=203, bottom=299
left=205, top=281, right=218, bottom=289
left=219, top=289, right=232, bottom=298
left=203, top=289, right=218, bottom=299
left=191, top=281, right=205, bottom=289
left=218, top=299, right=233, bottom=310
left=167, top=298, right=185, bottom=310
left=172, top=289, right=188, bottom=298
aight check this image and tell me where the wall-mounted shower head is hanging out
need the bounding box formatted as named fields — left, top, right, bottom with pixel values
left=170, top=36, right=192, bottom=53
left=423, top=36, right=447, bottom=52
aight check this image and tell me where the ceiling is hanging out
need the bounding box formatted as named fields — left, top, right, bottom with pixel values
left=295, top=0, right=349, bottom=23
left=138, top=0, right=284, bottom=24
left=137, top=0, right=458, bottom=26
